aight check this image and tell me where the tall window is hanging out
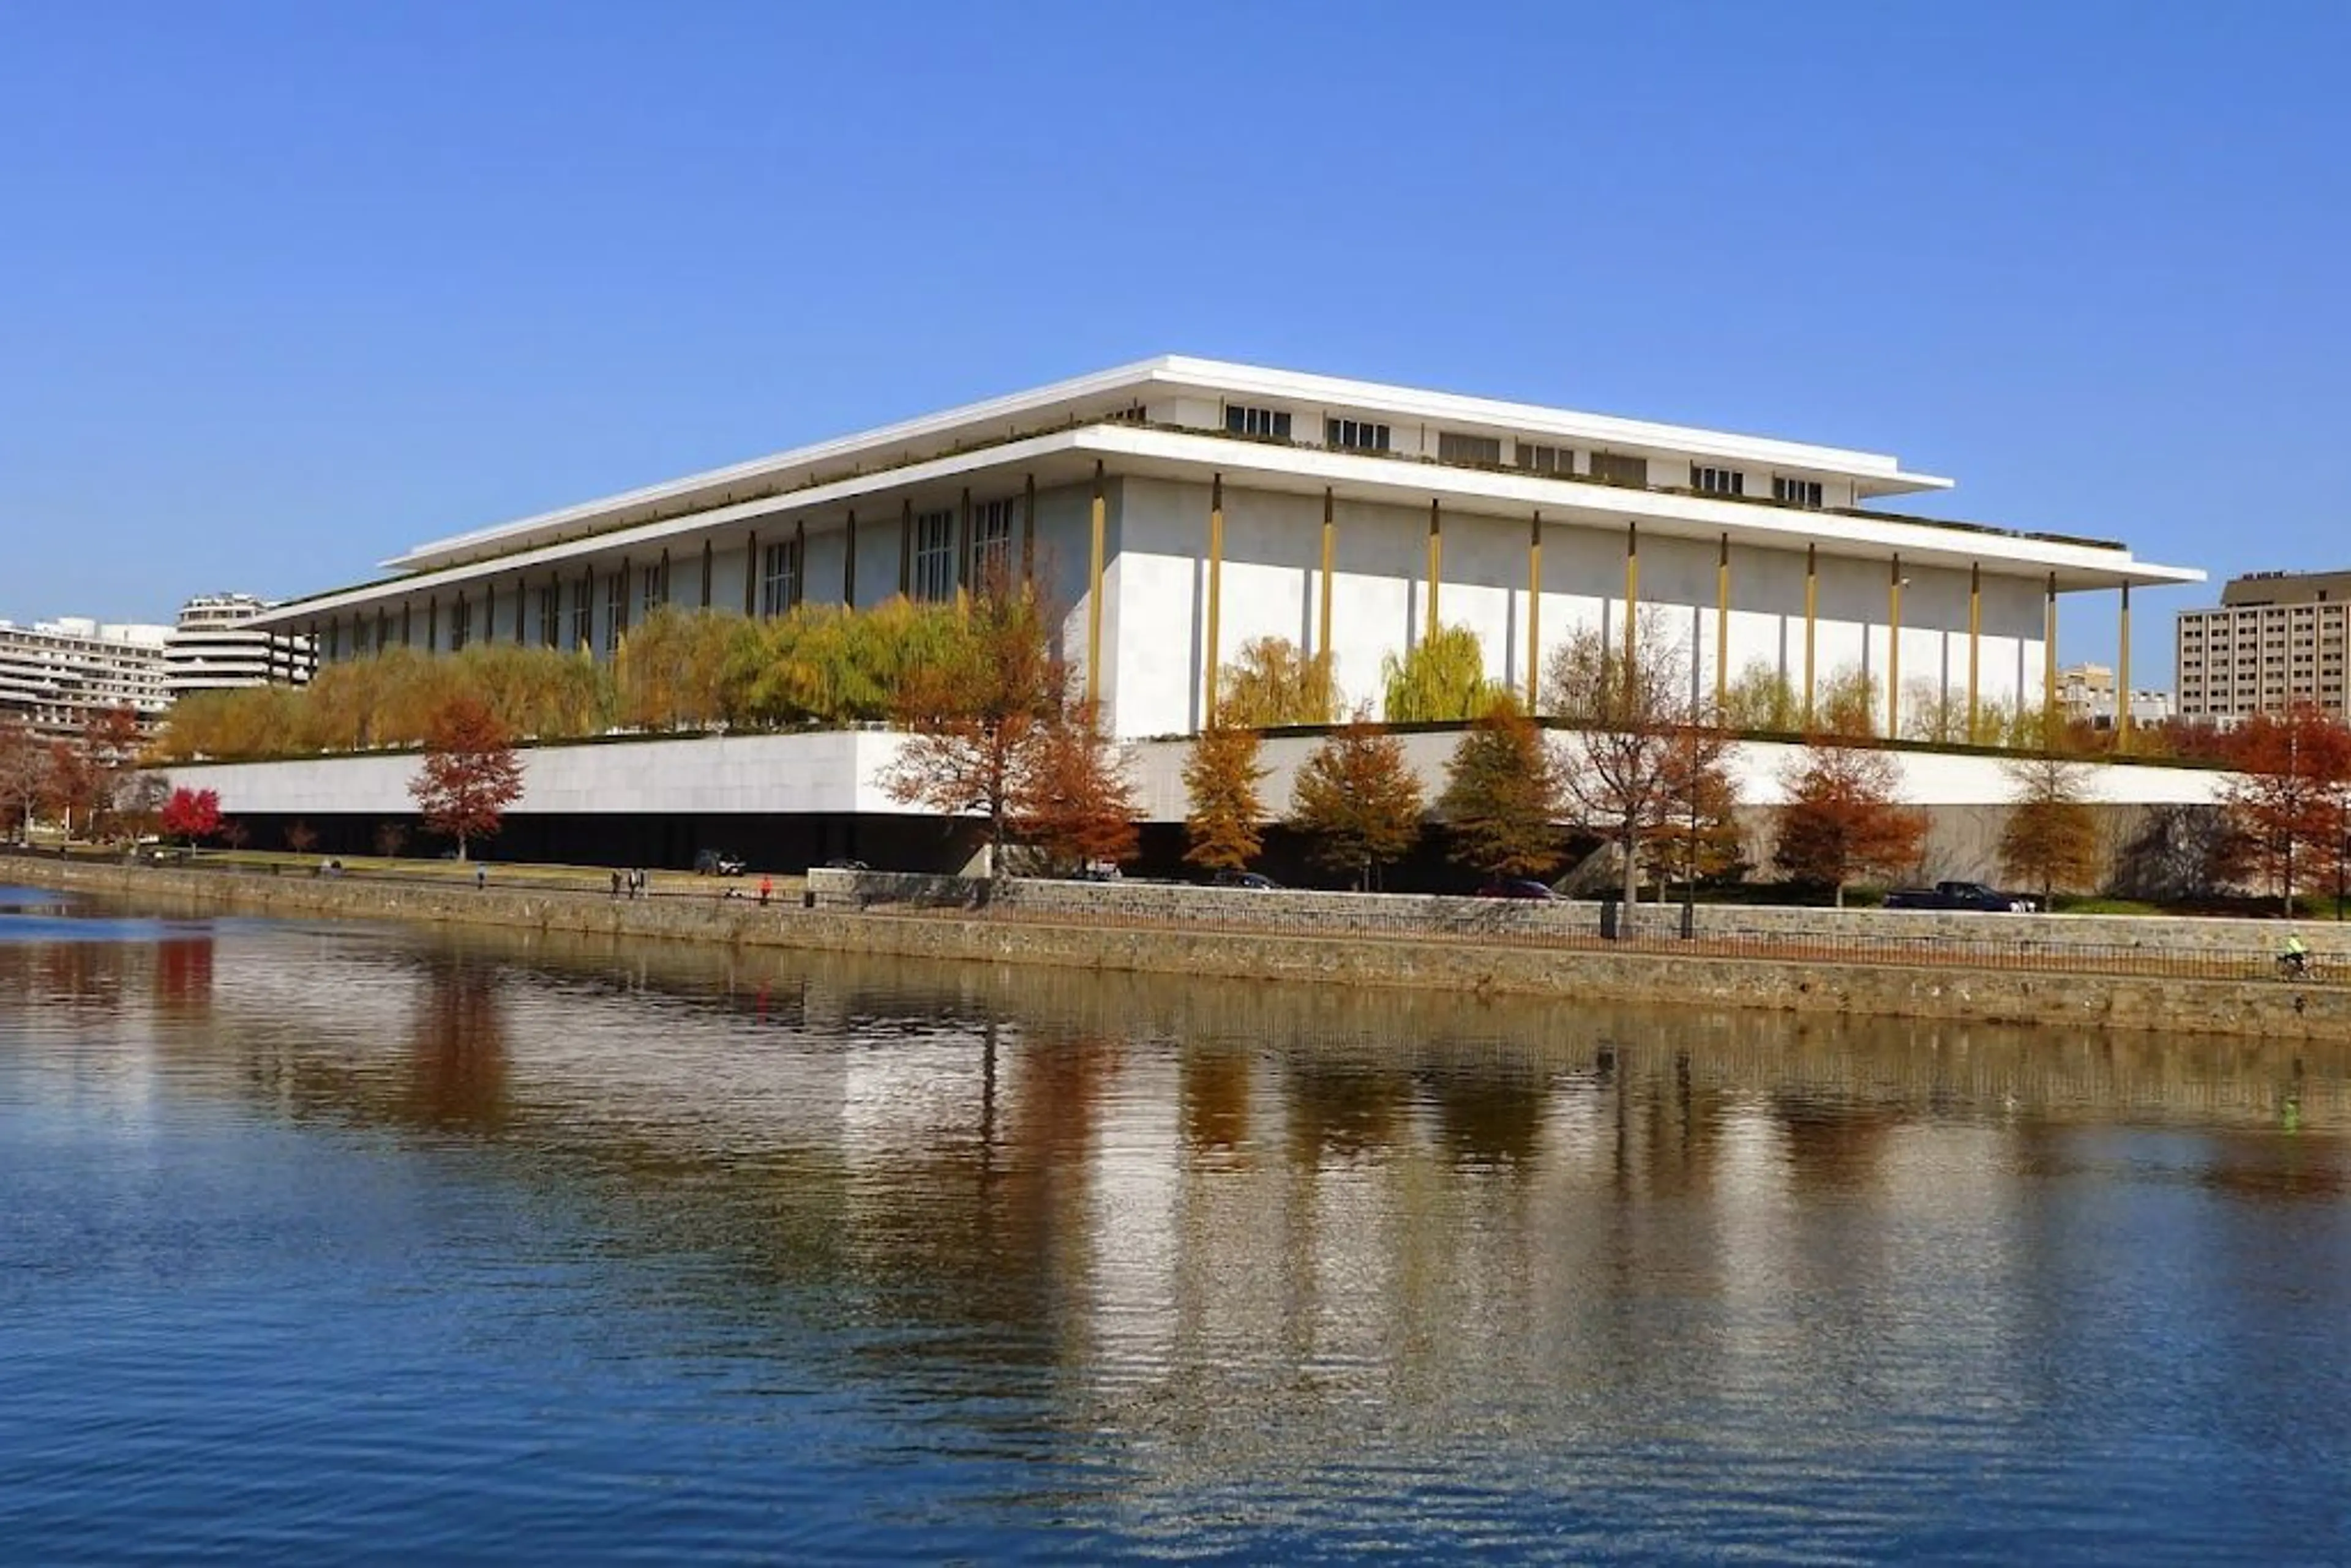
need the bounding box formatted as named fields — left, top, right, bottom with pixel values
left=1438, top=431, right=1502, bottom=466
left=1226, top=405, right=1292, bottom=439
left=450, top=596, right=472, bottom=651
left=604, top=572, right=626, bottom=654
left=1325, top=417, right=1391, bottom=453
left=760, top=539, right=800, bottom=617
left=1517, top=442, right=1572, bottom=475
left=1692, top=465, right=1745, bottom=497
left=572, top=576, right=593, bottom=650
left=539, top=583, right=561, bottom=647
left=972, top=498, right=1016, bottom=585
left=1772, top=475, right=1824, bottom=509
left=1589, top=451, right=1648, bottom=487
left=641, top=563, right=665, bottom=618
left=912, top=509, right=956, bottom=601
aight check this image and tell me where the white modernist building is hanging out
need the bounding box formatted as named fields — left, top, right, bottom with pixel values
left=163, top=593, right=315, bottom=699
left=250, top=357, right=2199, bottom=741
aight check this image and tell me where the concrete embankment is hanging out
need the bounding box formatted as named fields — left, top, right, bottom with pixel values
left=7, top=857, right=2344, bottom=1040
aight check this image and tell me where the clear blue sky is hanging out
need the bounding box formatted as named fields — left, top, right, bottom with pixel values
left=4, top=1, right=2345, bottom=680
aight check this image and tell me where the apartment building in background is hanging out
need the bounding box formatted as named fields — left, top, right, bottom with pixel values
left=2174, top=569, right=2351, bottom=723
left=163, top=593, right=315, bottom=699
left=2057, top=662, right=2173, bottom=731
left=0, top=617, right=172, bottom=740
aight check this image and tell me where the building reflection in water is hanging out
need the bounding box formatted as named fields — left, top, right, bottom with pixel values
left=6, top=915, right=2350, bottom=1490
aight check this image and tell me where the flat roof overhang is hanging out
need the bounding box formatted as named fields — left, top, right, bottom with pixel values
left=252, top=425, right=2197, bottom=627
left=378, top=356, right=1953, bottom=574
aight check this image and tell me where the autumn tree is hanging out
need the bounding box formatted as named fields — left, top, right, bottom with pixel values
left=0, top=719, right=48, bottom=841
left=160, top=786, right=223, bottom=846
left=43, top=741, right=94, bottom=839
left=1289, top=717, right=1425, bottom=890
left=1998, top=755, right=2102, bottom=904
left=1650, top=722, right=1746, bottom=893
left=78, top=706, right=143, bottom=839
left=1551, top=611, right=1730, bottom=907
left=1772, top=745, right=1927, bottom=907
left=1436, top=700, right=1562, bottom=879
left=1218, top=637, right=1340, bottom=729
left=1182, top=723, right=1268, bottom=873
left=408, top=695, right=526, bottom=861
left=287, top=820, right=320, bottom=855
left=1720, top=660, right=1801, bottom=733
left=2218, top=706, right=2351, bottom=915
left=615, top=606, right=740, bottom=731
left=1382, top=624, right=1507, bottom=723
left=877, top=579, right=1063, bottom=874
left=1011, top=707, right=1139, bottom=876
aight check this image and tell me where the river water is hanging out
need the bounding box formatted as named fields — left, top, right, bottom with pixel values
left=2, top=886, right=2348, bottom=1564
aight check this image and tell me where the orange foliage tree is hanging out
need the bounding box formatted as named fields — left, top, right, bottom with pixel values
left=408, top=696, right=526, bottom=861
left=878, top=580, right=1064, bottom=874
left=1182, top=723, right=1267, bottom=874
left=1289, top=718, right=1425, bottom=890
left=160, top=786, right=222, bottom=846
left=0, top=719, right=49, bottom=839
left=1436, top=702, right=1562, bottom=880
left=1012, top=707, right=1139, bottom=875
left=1772, top=745, right=1927, bottom=907
left=2218, top=706, right=2351, bottom=914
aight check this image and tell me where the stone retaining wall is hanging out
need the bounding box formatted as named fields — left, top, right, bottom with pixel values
left=10, top=857, right=2341, bottom=1040
left=809, top=868, right=2351, bottom=958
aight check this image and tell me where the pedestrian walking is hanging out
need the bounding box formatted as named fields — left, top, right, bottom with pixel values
left=474, top=862, right=486, bottom=891
left=759, top=874, right=772, bottom=907
left=610, top=869, right=621, bottom=899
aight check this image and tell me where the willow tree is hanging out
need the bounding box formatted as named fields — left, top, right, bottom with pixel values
left=1381, top=625, right=1505, bottom=723
left=1218, top=636, right=1340, bottom=729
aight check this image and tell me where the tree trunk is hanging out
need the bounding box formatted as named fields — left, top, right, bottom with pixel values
left=1620, top=828, right=1638, bottom=910
left=1834, top=880, right=1847, bottom=910
left=456, top=837, right=468, bottom=863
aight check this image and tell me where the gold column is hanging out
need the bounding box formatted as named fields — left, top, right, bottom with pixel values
left=1967, top=561, right=1982, bottom=743
left=1526, top=511, right=1543, bottom=710
left=2117, top=582, right=2133, bottom=753
left=1714, top=533, right=1730, bottom=718
left=1318, top=487, right=1335, bottom=664
left=1886, top=554, right=1903, bottom=740
left=1087, top=460, right=1106, bottom=707
left=1425, top=500, right=1442, bottom=640
left=1802, top=542, right=1818, bottom=727
left=1021, top=473, right=1036, bottom=585
left=1623, top=521, right=1640, bottom=674
left=1205, top=474, right=1224, bottom=726
left=2044, top=572, right=2058, bottom=738
left=955, top=487, right=972, bottom=597
left=898, top=500, right=912, bottom=599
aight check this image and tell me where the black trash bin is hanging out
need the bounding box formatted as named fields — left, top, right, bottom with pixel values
left=1599, top=894, right=1620, bottom=942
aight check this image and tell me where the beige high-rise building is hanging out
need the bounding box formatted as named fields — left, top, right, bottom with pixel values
left=2174, top=569, right=2351, bottom=722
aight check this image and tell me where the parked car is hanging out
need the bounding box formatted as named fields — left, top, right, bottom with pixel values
left=821, top=857, right=869, bottom=871
left=1475, top=878, right=1557, bottom=901
left=1212, top=870, right=1281, bottom=890
left=1883, top=880, right=2036, bottom=913
left=694, top=849, right=747, bottom=877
